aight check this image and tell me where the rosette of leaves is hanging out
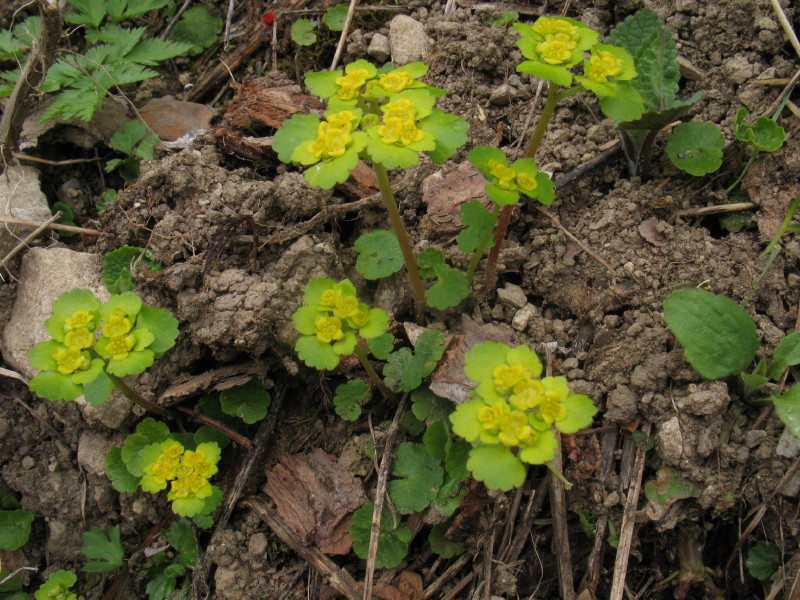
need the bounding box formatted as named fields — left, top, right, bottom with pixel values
left=28, top=289, right=179, bottom=405
left=291, top=278, right=390, bottom=371
left=467, top=146, right=555, bottom=207
left=449, top=342, right=597, bottom=491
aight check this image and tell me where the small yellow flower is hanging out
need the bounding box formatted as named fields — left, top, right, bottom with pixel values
left=64, top=328, right=94, bottom=349
left=182, top=448, right=217, bottom=479
left=333, top=296, right=360, bottom=319
left=106, top=334, right=136, bottom=360
left=379, top=70, right=415, bottom=93
left=488, top=159, right=516, bottom=190
left=326, top=110, right=358, bottom=133
left=52, top=346, right=89, bottom=375
left=336, top=68, right=371, bottom=100
left=509, top=379, right=545, bottom=411
left=64, top=310, right=94, bottom=332
left=378, top=117, right=424, bottom=146
left=307, top=122, right=353, bottom=159
left=347, top=304, right=370, bottom=329
left=538, top=388, right=568, bottom=425
left=536, top=37, right=573, bottom=65
left=478, top=400, right=510, bottom=432
left=314, top=315, right=344, bottom=344
left=320, top=288, right=343, bottom=307
left=532, top=17, right=579, bottom=41
left=169, top=477, right=191, bottom=499
left=516, top=172, right=539, bottom=194
left=498, top=410, right=536, bottom=446
left=492, top=364, right=530, bottom=393
left=382, top=98, right=417, bottom=122
left=586, top=50, right=623, bottom=83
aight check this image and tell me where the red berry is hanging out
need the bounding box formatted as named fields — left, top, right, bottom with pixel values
left=263, top=12, right=275, bottom=25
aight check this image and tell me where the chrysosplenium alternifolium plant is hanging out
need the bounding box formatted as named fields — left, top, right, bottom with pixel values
left=28, top=289, right=179, bottom=405
left=450, top=342, right=597, bottom=491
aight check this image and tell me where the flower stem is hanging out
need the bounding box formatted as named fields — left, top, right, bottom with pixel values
left=372, top=162, right=427, bottom=314
left=354, top=341, right=398, bottom=400
left=466, top=204, right=501, bottom=285
left=108, top=373, right=171, bottom=418
left=484, top=84, right=562, bottom=294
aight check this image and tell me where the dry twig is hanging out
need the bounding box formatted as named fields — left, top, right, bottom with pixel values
left=330, top=0, right=359, bottom=71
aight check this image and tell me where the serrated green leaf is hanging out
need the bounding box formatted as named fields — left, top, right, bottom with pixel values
left=135, top=304, right=179, bottom=356
left=768, top=332, right=800, bottom=380
left=81, top=526, right=125, bottom=572
left=29, top=370, right=84, bottom=402
left=417, top=247, right=446, bottom=280
left=400, top=409, right=425, bottom=436
left=411, top=387, right=452, bottom=422
left=145, top=568, right=178, bottom=600
left=333, top=380, right=371, bottom=421
left=65, top=0, right=107, bottom=28
left=354, top=230, right=403, bottom=279
left=388, top=442, right=443, bottom=514
left=367, top=333, right=394, bottom=360
left=432, top=475, right=465, bottom=517
left=426, top=264, right=469, bottom=310
left=0, top=510, right=34, bottom=551
left=166, top=518, right=197, bottom=567
left=220, top=379, right=271, bottom=424
left=607, top=8, right=664, bottom=61
left=107, top=119, right=149, bottom=155
left=773, top=385, right=800, bottom=440
left=295, top=335, right=340, bottom=370
left=170, top=6, right=223, bottom=55
left=384, top=330, right=445, bottom=392
left=322, top=5, right=348, bottom=31
left=105, top=447, right=140, bottom=493
left=457, top=200, right=495, bottom=253
left=125, top=37, right=193, bottom=64
left=445, top=440, right=471, bottom=480
left=664, top=288, right=758, bottom=378
left=291, top=18, right=317, bottom=46
left=745, top=541, right=781, bottom=581
left=467, top=445, right=526, bottom=491
left=428, top=522, right=465, bottom=557
left=666, top=122, right=724, bottom=176
left=349, top=503, right=410, bottom=568
left=34, top=570, right=77, bottom=600
left=103, top=246, right=142, bottom=293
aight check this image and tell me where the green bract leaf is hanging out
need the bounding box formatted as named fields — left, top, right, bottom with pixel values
left=322, top=5, right=348, bottom=31
left=733, top=106, right=785, bottom=152
left=354, top=230, right=404, bottom=279
left=745, top=541, right=781, bottom=581
left=384, top=330, right=445, bottom=392
left=29, top=370, right=83, bottom=402
left=426, top=264, right=469, bottom=310
left=135, top=304, right=179, bottom=356
left=291, top=18, right=317, bottom=46
left=457, top=200, right=496, bottom=253
left=333, top=379, right=371, bottom=421
left=170, top=6, right=223, bottom=55
left=0, top=510, right=34, bottom=551
left=84, top=370, right=114, bottom=406
left=449, top=399, right=483, bottom=443
left=45, top=288, right=101, bottom=340
left=81, top=525, right=125, bottom=572
left=429, top=522, right=465, bottom=557
left=295, top=335, right=340, bottom=370
left=303, top=141, right=364, bottom=188
left=768, top=332, right=800, bottom=381
left=105, top=447, right=140, bottom=493
left=349, top=503, right=411, bottom=568
left=220, top=379, right=271, bottom=424
left=420, top=109, right=470, bottom=164
left=417, top=247, right=446, bottom=280
left=388, top=442, right=443, bottom=514
left=121, top=418, right=171, bottom=476
left=467, top=445, right=526, bottom=491
left=272, top=114, right=319, bottom=163
left=598, top=82, right=646, bottom=121
left=557, top=394, right=598, bottom=433
left=663, top=288, right=759, bottom=378
left=666, top=122, right=724, bottom=176
left=773, top=385, right=800, bottom=440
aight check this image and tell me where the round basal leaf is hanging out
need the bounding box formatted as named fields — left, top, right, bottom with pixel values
left=467, top=445, right=526, bottom=491
left=773, top=385, right=800, bottom=440
left=295, top=335, right=340, bottom=370
left=333, top=379, right=370, bottom=421
left=428, top=522, right=465, bottom=558
left=220, top=378, right=271, bottom=424
left=388, top=442, right=443, bottom=514
left=423, top=419, right=450, bottom=463
left=411, top=387, right=452, bottom=422
left=322, top=4, right=348, bottom=31
left=449, top=399, right=484, bottom=443
left=135, top=305, right=179, bottom=356
left=290, top=18, right=317, bottom=46
left=0, top=509, right=34, bottom=551
left=745, top=541, right=781, bottom=581
left=349, top=503, right=411, bottom=568
left=354, top=230, right=403, bottom=279
left=29, top=370, right=83, bottom=401
left=433, top=475, right=466, bottom=517
left=105, top=447, right=140, bottom=493
left=425, top=264, right=469, bottom=310
left=663, top=288, right=759, bottom=379
left=733, top=107, right=785, bottom=152
left=666, top=122, right=724, bottom=176
left=445, top=440, right=472, bottom=480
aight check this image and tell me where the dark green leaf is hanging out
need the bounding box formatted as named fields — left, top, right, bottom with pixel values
left=426, top=264, right=469, bottom=310
left=388, top=442, right=443, bottom=514
left=400, top=409, right=425, bottom=435
left=417, top=247, right=446, bottom=280
left=366, top=333, right=394, bottom=360
left=105, top=447, right=140, bottom=493
left=81, top=526, right=125, bottom=572
left=768, top=332, right=800, bottom=380
left=354, top=230, right=403, bottom=280
left=170, top=6, right=223, bottom=54
left=0, top=510, right=34, bottom=551
left=666, top=122, right=724, bottom=176
left=773, top=384, right=800, bottom=439
left=423, top=420, right=450, bottom=463
left=166, top=518, right=197, bottom=568
left=411, top=387, right=453, bottom=422
left=333, top=380, right=371, bottom=421
left=349, top=503, right=411, bottom=568
left=291, top=18, right=317, bottom=46
left=428, top=522, right=464, bottom=557
left=486, top=10, right=518, bottom=26
left=220, top=379, right=271, bottom=424
left=457, top=200, right=495, bottom=253
left=745, top=541, right=781, bottom=581
left=384, top=331, right=445, bottom=392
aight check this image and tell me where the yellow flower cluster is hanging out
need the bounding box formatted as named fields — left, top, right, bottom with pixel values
left=488, top=160, right=540, bottom=194
left=586, top=50, right=624, bottom=83
left=335, top=68, right=371, bottom=100
left=314, top=315, right=344, bottom=344
left=52, top=309, right=96, bottom=374
left=492, top=363, right=567, bottom=427
left=477, top=400, right=541, bottom=447
left=532, top=17, right=580, bottom=66
left=378, top=70, right=415, bottom=93
left=99, top=307, right=136, bottom=360
left=307, top=111, right=359, bottom=160
left=143, top=440, right=218, bottom=501
left=378, top=98, right=424, bottom=146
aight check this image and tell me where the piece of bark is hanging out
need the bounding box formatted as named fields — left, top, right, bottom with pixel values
left=421, top=161, right=491, bottom=238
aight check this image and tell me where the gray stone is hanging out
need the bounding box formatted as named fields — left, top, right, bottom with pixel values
left=367, top=33, right=391, bottom=63
left=46, top=518, right=83, bottom=561
left=248, top=532, right=268, bottom=556
left=512, top=304, right=536, bottom=331
left=0, top=166, right=53, bottom=258
left=389, top=15, right=430, bottom=64
left=606, top=385, right=638, bottom=424
left=496, top=283, right=527, bottom=308
left=777, top=427, right=800, bottom=458
left=677, top=381, right=729, bottom=416
left=489, top=84, right=515, bottom=106
left=77, top=430, right=116, bottom=476
left=655, top=417, right=683, bottom=467
left=723, top=54, right=758, bottom=84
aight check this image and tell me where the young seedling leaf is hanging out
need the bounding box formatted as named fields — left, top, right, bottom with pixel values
left=663, top=288, right=759, bottom=378
left=166, top=518, right=197, bottom=568
left=432, top=475, right=466, bottom=517
left=81, top=525, right=125, bottom=572
left=333, top=379, right=371, bottom=421
left=388, top=442, right=443, bottom=514
left=666, top=122, right=724, bottom=176
left=354, top=230, right=403, bottom=280
left=733, top=107, right=785, bottom=152
left=322, top=4, right=348, bottom=31
left=773, top=385, right=800, bottom=440
left=644, top=468, right=699, bottom=517
left=145, top=568, right=179, bottom=600
left=52, top=201, right=77, bottom=238
left=170, top=6, right=223, bottom=55
left=426, top=263, right=469, bottom=310
left=768, top=332, right=800, bottom=380
left=745, top=541, right=781, bottom=581
left=105, top=447, right=140, bottom=493
left=366, top=333, right=394, bottom=360
left=103, top=246, right=163, bottom=294
left=411, top=387, right=452, bottom=422
left=110, top=120, right=149, bottom=156
left=457, top=200, right=495, bottom=253
left=428, top=522, right=465, bottom=557
left=220, top=379, right=271, bottom=424
left=0, top=510, right=34, bottom=551
left=417, top=247, right=446, bottom=280
left=34, top=570, right=77, bottom=600
left=384, top=330, right=445, bottom=392
left=349, top=502, right=411, bottom=568
left=486, top=10, right=519, bottom=26
left=291, top=18, right=317, bottom=46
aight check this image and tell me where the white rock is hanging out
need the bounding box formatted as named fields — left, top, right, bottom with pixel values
left=655, top=416, right=684, bottom=466
left=777, top=427, right=800, bottom=458
left=77, top=430, right=116, bottom=476
left=497, top=283, right=527, bottom=308
left=389, top=15, right=430, bottom=64
left=367, top=33, right=391, bottom=63
left=0, top=166, right=54, bottom=258
left=512, top=304, right=536, bottom=331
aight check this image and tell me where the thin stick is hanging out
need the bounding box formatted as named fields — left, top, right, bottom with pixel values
left=243, top=496, right=363, bottom=600
left=0, top=215, right=101, bottom=236
left=223, top=0, right=236, bottom=49
left=609, top=421, right=651, bottom=600
left=14, top=152, right=103, bottom=166
left=549, top=430, right=575, bottom=600
left=174, top=405, right=253, bottom=450
left=769, top=0, right=800, bottom=59
left=672, top=202, right=756, bottom=219
left=0, top=211, right=61, bottom=271
left=330, top=0, right=360, bottom=71
left=423, top=551, right=473, bottom=598
left=363, top=394, right=408, bottom=600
